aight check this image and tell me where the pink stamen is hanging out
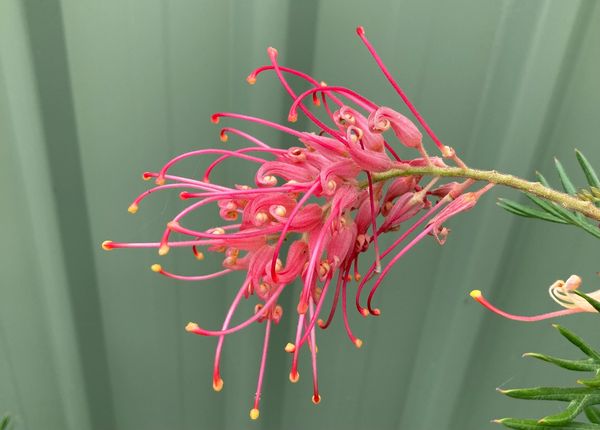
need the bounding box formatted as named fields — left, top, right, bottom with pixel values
left=297, top=274, right=333, bottom=348
left=213, top=280, right=250, bottom=392
left=318, top=267, right=347, bottom=330
left=270, top=180, right=320, bottom=282
left=470, top=290, right=580, bottom=322
left=211, top=112, right=305, bottom=139
left=251, top=319, right=272, bottom=418
left=341, top=269, right=362, bottom=348
left=366, top=225, right=434, bottom=315
left=203, top=147, right=286, bottom=182
left=130, top=183, right=212, bottom=212
left=289, top=313, right=305, bottom=383
left=219, top=127, right=272, bottom=148
left=288, top=86, right=377, bottom=118
left=181, top=184, right=307, bottom=201
left=157, top=149, right=267, bottom=184
left=248, top=65, right=337, bottom=120
left=167, top=220, right=280, bottom=241
left=298, top=208, right=339, bottom=314
left=143, top=172, right=229, bottom=190
left=266, top=47, right=347, bottom=145
left=152, top=264, right=232, bottom=281
left=308, top=301, right=320, bottom=405
left=355, top=195, right=451, bottom=315
left=356, top=26, right=445, bottom=152
left=102, top=239, right=214, bottom=251
left=186, top=285, right=285, bottom=337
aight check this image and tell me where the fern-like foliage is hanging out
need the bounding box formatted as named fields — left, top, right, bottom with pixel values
left=498, top=150, right=600, bottom=239
left=496, top=293, right=600, bottom=429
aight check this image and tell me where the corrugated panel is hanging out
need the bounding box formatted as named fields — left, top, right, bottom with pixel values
left=1, top=0, right=599, bottom=429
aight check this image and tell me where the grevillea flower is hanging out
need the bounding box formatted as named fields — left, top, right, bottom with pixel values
left=471, top=274, right=600, bottom=321
left=103, top=27, right=493, bottom=419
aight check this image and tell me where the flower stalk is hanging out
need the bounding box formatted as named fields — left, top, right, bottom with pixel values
left=369, top=165, right=600, bottom=222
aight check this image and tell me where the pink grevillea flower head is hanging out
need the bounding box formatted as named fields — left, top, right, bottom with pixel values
left=471, top=274, right=600, bottom=322
left=103, top=27, right=492, bottom=419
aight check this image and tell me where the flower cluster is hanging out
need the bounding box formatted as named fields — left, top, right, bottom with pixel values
left=103, top=27, right=493, bottom=419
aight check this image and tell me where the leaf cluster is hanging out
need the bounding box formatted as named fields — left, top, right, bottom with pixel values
left=496, top=294, right=600, bottom=429
left=498, top=150, right=600, bottom=239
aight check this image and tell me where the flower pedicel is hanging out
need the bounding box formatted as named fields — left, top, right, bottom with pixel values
left=102, top=27, right=493, bottom=419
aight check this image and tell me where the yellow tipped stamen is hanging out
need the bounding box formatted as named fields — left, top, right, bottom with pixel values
left=158, top=244, right=170, bottom=256
left=354, top=338, right=363, bottom=349
left=246, top=76, right=257, bottom=85
left=151, top=264, right=162, bottom=273
left=312, top=394, right=321, bottom=405
left=101, top=240, right=113, bottom=251
left=372, top=308, right=381, bottom=316
left=213, top=378, right=224, bottom=392
left=317, top=319, right=325, bottom=328
left=288, top=114, right=298, bottom=123
left=359, top=308, right=369, bottom=317
left=354, top=273, right=362, bottom=281
left=470, top=290, right=482, bottom=299
left=195, top=251, right=205, bottom=261
left=128, top=204, right=138, bottom=214
left=185, top=322, right=199, bottom=332
left=142, top=173, right=152, bottom=181
left=320, top=81, right=327, bottom=87
left=289, top=371, right=299, bottom=383
left=249, top=408, right=260, bottom=420
left=155, top=177, right=165, bottom=185
left=284, top=342, right=296, bottom=353
left=219, top=132, right=228, bottom=142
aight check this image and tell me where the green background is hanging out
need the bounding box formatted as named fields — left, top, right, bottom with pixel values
left=2, top=0, right=600, bottom=429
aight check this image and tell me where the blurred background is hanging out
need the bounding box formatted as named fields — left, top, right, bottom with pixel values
left=2, top=0, right=600, bottom=429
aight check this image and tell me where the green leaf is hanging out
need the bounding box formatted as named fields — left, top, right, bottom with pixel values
left=535, top=171, right=552, bottom=187
left=554, top=325, right=600, bottom=360
left=0, top=416, right=8, bottom=430
left=573, top=290, right=600, bottom=313
left=498, top=198, right=568, bottom=223
left=496, top=418, right=600, bottom=429
left=572, top=220, right=600, bottom=239
left=523, top=352, right=600, bottom=371
left=577, top=376, right=600, bottom=388
left=555, top=158, right=579, bottom=195
left=575, top=150, right=600, bottom=189
left=539, top=397, right=591, bottom=425
left=525, top=194, right=577, bottom=223
left=498, top=386, right=598, bottom=401
left=585, top=406, right=600, bottom=424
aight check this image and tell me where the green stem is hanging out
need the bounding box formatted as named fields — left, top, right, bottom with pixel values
left=369, top=165, right=600, bottom=222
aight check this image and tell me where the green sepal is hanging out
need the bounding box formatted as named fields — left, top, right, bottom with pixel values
left=497, top=198, right=568, bottom=223
left=523, top=352, right=600, bottom=371
left=498, top=386, right=598, bottom=401
left=572, top=290, right=600, bottom=313
left=554, top=324, right=600, bottom=360
left=585, top=405, right=600, bottom=424
left=496, top=418, right=600, bottom=429
left=575, top=150, right=600, bottom=189
left=0, top=416, right=9, bottom=430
